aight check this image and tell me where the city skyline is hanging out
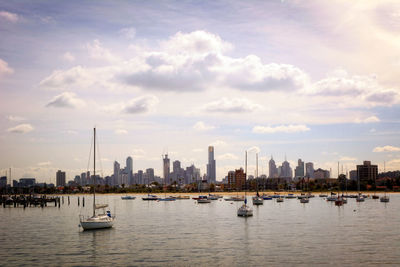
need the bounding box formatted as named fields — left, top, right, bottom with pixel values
left=1, top=1, right=400, bottom=182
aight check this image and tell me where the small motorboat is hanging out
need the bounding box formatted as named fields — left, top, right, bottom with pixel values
left=197, top=196, right=211, bottom=203
left=142, top=194, right=158, bottom=201
left=121, top=196, right=136, bottom=200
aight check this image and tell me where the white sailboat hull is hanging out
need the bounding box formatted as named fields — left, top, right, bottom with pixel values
left=252, top=197, right=264, bottom=205
left=80, top=215, right=114, bottom=230
left=237, top=204, right=253, bottom=217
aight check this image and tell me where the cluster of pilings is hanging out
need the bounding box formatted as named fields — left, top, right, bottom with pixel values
left=0, top=194, right=86, bottom=208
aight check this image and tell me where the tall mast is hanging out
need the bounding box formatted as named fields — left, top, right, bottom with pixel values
left=245, top=151, right=247, bottom=201
left=256, top=153, right=259, bottom=194
left=93, top=127, right=96, bottom=217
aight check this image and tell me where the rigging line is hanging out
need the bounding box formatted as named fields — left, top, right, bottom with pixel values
left=96, top=131, right=104, bottom=178
left=87, top=134, right=93, bottom=173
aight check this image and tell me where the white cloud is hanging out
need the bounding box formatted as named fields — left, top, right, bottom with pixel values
left=217, top=153, right=238, bottom=160
left=123, top=95, right=159, bottom=114
left=192, top=148, right=204, bottom=153
left=253, top=124, right=310, bottom=134
left=46, top=92, right=85, bottom=109
left=373, top=145, right=400, bottom=152
left=119, top=27, right=136, bottom=39
left=0, top=10, right=18, bottom=23
left=7, top=124, right=34, bottom=134
left=37, top=161, right=51, bottom=166
left=115, top=129, right=128, bottom=135
left=247, top=146, right=260, bottom=153
left=63, top=52, right=75, bottom=62
left=161, top=30, right=233, bottom=55
left=309, top=71, right=400, bottom=107
left=193, top=121, right=215, bottom=131
left=86, top=39, right=119, bottom=62
left=0, top=58, right=14, bottom=77
left=209, top=140, right=227, bottom=147
left=354, top=116, right=380, bottom=123
left=203, top=97, right=262, bottom=113
left=339, top=156, right=357, bottom=161
left=7, top=115, right=25, bottom=122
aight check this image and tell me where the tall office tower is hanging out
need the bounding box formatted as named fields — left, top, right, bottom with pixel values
left=56, top=170, right=66, bottom=187
left=163, top=154, right=170, bottom=185
left=207, top=146, right=216, bottom=183
left=269, top=156, right=278, bottom=178
left=138, top=170, right=143, bottom=184
left=357, top=161, right=378, bottom=184
left=295, top=158, right=305, bottom=178
left=146, top=168, right=155, bottom=184
left=126, top=156, right=133, bottom=184
left=305, top=162, right=314, bottom=178
left=281, top=160, right=293, bottom=179
left=80, top=172, right=86, bottom=185
left=113, top=161, right=120, bottom=186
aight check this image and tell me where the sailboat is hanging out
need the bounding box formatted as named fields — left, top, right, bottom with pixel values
left=380, top=178, right=390, bottom=203
left=79, top=128, right=115, bottom=230
left=356, top=168, right=364, bottom=202
left=238, top=151, right=253, bottom=217
left=252, top=153, right=264, bottom=205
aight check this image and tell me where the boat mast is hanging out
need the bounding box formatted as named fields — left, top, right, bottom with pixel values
left=93, top=127, right=96, bottom=217
left=256, top=153, right=258, bottom=195
left=245, top=151, right=247, bottom=203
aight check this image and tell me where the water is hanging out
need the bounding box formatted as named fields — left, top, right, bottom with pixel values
left=1, top=194, right=399, bottom=266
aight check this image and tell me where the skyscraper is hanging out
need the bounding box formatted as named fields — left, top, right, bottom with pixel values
left=305, top=162, right=314, bottom=178
left=113, top=161, right=120, bottom=186
left=269, top=156, right=278, bottom=178
left=280, top=160, right=292, bottom=179
left=126, top=156, right=133, bottom=184
left=56, top=170, right=66, bottom=187
left=295, top=158, right=305, bottom=178
left=207, top=146, right=216, bottom=183
left=163, top=154, right=170, bottom=185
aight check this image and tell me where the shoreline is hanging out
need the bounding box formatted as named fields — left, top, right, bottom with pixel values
left=39, top=191, right=400, bottom=196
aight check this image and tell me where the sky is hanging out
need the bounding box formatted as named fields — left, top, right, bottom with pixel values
left=1, top=0, right=400, bottom=183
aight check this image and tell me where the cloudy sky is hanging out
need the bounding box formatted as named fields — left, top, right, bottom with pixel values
left=1, top=0, right=400, bottom=183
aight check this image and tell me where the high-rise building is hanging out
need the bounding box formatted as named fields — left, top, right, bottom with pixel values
left=269, top=156, right=278, bottom=178
left=146, top=168, right=155, bottom=184
left=0, top=176, right=7, bottom=188
left=234, top=168, right=246, bottom=190
left=163, top=154, right=170, bottom=185
left=113, top=161, right=120, bottom=186
left=280, top=160, right=292, bottom=179
left=314, top=168, right=330, bottom=179
left=56, top=170, right=66, bottom=187
left=207, top=146, right=216, bottom=184
left=295, top=159, right=305, bottom=178
left=126, top=156, right=133, bottom=183
left=357, top=161, right=378, bottom=184
left=305, top=162, right=314, bottom=178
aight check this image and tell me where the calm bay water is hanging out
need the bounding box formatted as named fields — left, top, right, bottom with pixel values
left=1, top=193, right=399, bottom=266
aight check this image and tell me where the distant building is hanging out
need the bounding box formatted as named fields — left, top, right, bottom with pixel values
left=295, top=159, right=305, bottom=178
left=280, top=159, right=292, bottom=179
left=234, top=168, right=246, bottom=190
left=19, top=178, right=36, bottom=187
left=305, top=162, right=314, bottom=178
left=207, top=146, right=216, bottom=184
left=113, top=161, right=120, bottom=186
left=349, top=170, right=358, bottom=181
left=126, top=156, right=133, bottom=183
left=163, top=154, right=170, bottom=185
left=0, top=176, right=7, bottom=188
left=146, top=168, right=155, bottom=184
left=74, top=175, right=81, bottom=185
left=269, top=156, right=278, bottom=178
left=314, top=168, right=330, bottom=179
left=357, top=161, right=378, bottom=184
left=56, top=170, right=66, bottom=187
